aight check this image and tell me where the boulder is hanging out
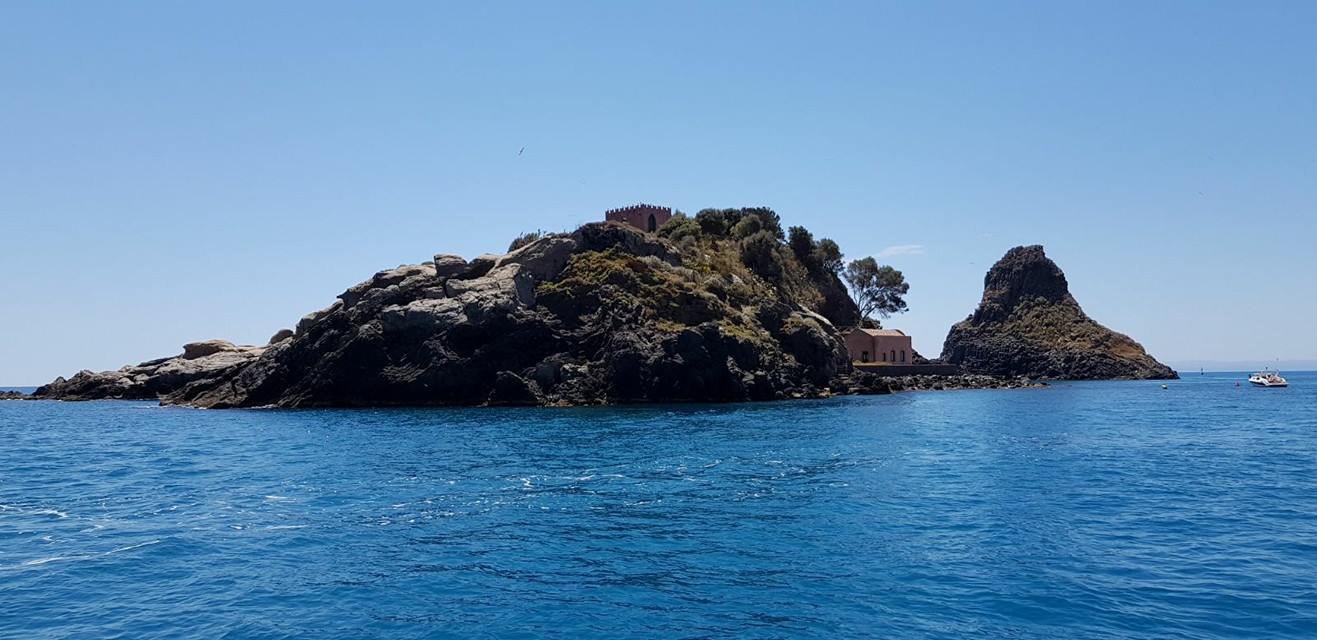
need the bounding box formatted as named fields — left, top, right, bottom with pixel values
left=339, top=264, right=436, bottom=309
left=494, top=235, right=577, bottom=282
left=297, top=300, right=343, bottom=334
left=454, top=254, right=500, bottom=280
left=182, top=340, right=236, bottom=360
left=432, top=254, right=468, bottom=279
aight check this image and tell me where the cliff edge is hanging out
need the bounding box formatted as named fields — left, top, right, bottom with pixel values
left=940, top=245, right=1176, bottom=380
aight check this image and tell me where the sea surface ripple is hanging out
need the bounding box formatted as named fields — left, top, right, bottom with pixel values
left=2, top=373, right=1316, bottom=638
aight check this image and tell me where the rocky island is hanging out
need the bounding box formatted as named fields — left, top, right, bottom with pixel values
left=942, top=245, right=1177, bottom=380
left=32, top=210, right=1172, bottom=407
left=39, top=211, right=867, bottom=407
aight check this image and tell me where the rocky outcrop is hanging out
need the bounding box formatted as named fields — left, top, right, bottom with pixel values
left=0, top=390, right=28, bottom=400
left=941, top=245, right=1176, bottom=380
left=32, top=340, right=266, bottom=401
left=832, top=371, right=1041, bottom=395
left=30, top=221, right=852, bottom=408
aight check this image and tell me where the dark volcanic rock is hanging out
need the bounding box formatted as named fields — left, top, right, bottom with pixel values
left=831, top=372, right=1040, bottom=395
left=941, top=245, right=1176, bottom=380
left=0, top=390, right=28, bottom=400
left=125, top=222, right=852, bottom=408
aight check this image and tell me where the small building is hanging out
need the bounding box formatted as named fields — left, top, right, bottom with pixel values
left=843, top=328, right=913, bottom=365
left=605, top=203, right=672, bottom=233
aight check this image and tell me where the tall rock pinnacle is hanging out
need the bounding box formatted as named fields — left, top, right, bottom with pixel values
left=941, top=245, right=1177, bottom=380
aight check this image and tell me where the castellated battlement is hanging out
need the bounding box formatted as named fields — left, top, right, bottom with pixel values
left=604, top=203, right=672, bottom=232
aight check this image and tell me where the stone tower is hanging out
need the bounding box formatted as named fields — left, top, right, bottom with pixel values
left=604, top=203, right=672, bottom=233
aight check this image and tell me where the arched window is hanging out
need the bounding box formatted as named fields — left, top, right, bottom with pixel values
left=861, top=350, right=869, bottom=363
left=891, top=349, right=897, bottom=362
left=901, top=350, right=906, bottom=363
left=881, top=352, right=887, bottom=362
left=647, top=214, right=657, bottom=232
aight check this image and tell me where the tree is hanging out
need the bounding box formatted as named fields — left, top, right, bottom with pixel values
left=813, top=238, right=843, bottom=274
left=843, top=257, right=909, bottom=321
left=787, top=226, right=815, bottom=263
left=657, top=213, right=701, bottom=243
left=740, top=230, right=783, bottom=280
left=695, top=209, right=732, bottom=236
left=731, top=214, right=762, bottom=239
left=744, top=207, right=784, bottom=240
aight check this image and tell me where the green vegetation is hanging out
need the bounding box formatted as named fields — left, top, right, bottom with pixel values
left=508, top=230, right=547, bottom=252
left=843, top=257, right=909, bottom=322
left=814, top=239, right=843, bottom=274
left=580, top=207, right=875, bottom=340
left=543, top=205, right=864, bottom=350
left=739, top=230, right=784, bottom=281
left=657, top=213, right=701, bottom=244
left=537, top=249, right=718, bottom=326
left=536, top=247, right=779, bottom=350
left=658, top=206, right=881, bottom=331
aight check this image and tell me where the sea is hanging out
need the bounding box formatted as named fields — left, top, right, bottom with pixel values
left=2, top=372, right=1315, bottom=639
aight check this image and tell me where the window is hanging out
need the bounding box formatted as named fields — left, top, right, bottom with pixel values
left=891, top=349, right=896, bottom=362
left=861, top=350, right=869, bottom=363
left=647, top=214, right=657, bottom=232
left=901, top=350, right=906, bottom=363
left=881, top=352, right=887, bottom=362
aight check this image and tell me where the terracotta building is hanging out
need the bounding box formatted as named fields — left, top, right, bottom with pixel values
left=605, top=203, right=672, bottom=232
left=843, top=328, right=913, bottom=364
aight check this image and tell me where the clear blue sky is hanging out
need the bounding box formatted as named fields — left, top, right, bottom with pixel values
left=2, top=1, right=1314, bottom=384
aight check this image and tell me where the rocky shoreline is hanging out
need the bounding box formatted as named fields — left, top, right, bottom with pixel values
left=16, top=373, right=1044, bottom=405
left=834, top=372, right=1043, bottom=395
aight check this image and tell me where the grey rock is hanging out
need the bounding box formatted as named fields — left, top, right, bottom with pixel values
left=33, top=340, right=265, bottom=401
left=297, top=299, right=343, bottom=334
left=432, top=254, right=468, bottom=278
left=444, top=264, right=535, bottom=308
left=494, top=235, right=577, bottom=282
left=339, top=264, right=436, bottom=309
left=454, top=254, right=500, bottom=280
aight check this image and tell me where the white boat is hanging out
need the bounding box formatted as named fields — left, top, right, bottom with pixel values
left=1248, top=370, right=1288, bottom=387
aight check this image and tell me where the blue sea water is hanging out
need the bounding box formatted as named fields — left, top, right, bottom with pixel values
left=2, top=373, right=1316, bottom=639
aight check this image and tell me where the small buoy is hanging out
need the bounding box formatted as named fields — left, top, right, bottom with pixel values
left=1161, top=384, right=1168, bottom=389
